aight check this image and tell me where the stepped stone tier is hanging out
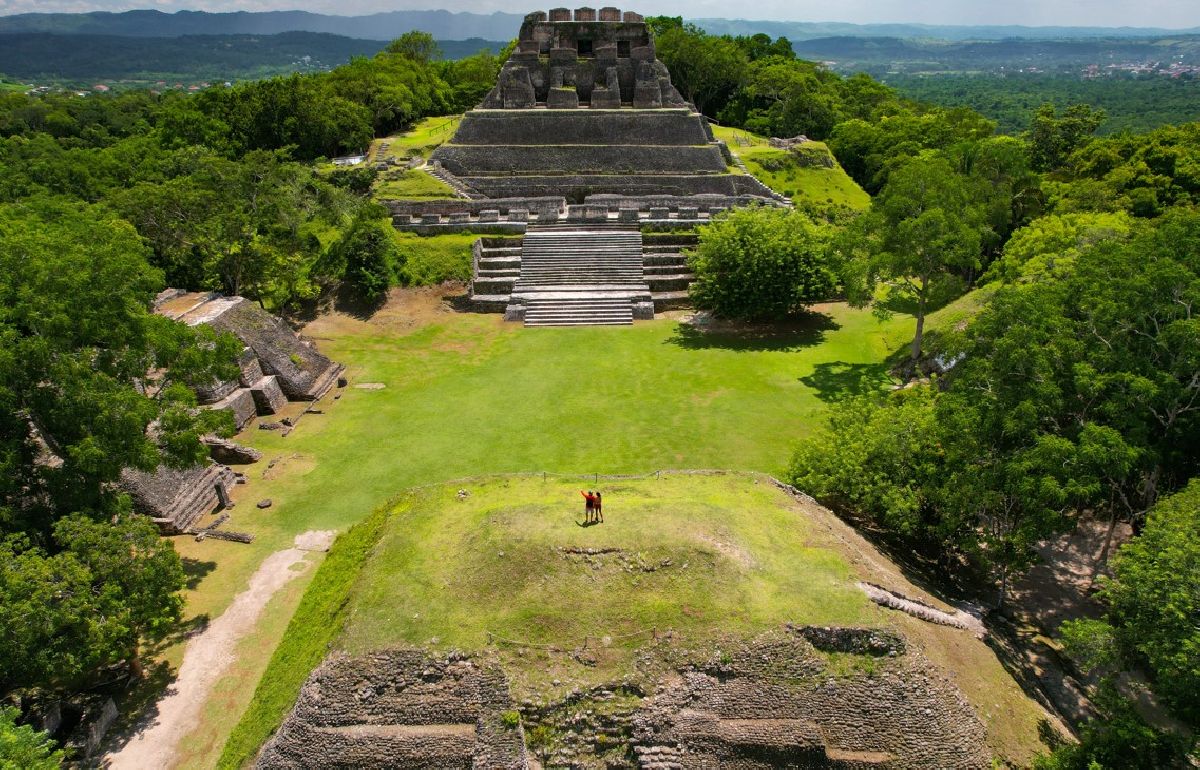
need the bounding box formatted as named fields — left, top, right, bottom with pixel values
left=399, top=8, right=793, bottom=324
left=470, top=230, right=697, bottom=321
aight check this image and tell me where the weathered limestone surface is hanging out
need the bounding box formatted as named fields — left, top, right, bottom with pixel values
left=119, top=463, right=236, bottom=534
left=249, top=375, right=288, bottom=415
left=155, top=291, right=344, bottom=401
left=632, top=630, right=991, bottom=769
left=211, top=387, right=257, bottom=431
left=202, top=435, right=263, bottom=464
left=257, top=651, right=528, bottom=769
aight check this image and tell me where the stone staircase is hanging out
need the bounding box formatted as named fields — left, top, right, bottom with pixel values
left=423, top=161, right=485, bottom=200
left=510, top=226, right=650, bottom=327
left=643, top=233, right=698, bottom=311
left=471, top=238, right=524, bottom=304
left=524, top=296, right=634, bottom=326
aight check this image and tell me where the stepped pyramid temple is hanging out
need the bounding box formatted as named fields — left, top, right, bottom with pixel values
left=389, top=8, right=789, bottom=326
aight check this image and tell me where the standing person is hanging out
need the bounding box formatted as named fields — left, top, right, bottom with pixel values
left=581, top=490, right=594, bottom=523
left=595, top=491, right=603, bottom=523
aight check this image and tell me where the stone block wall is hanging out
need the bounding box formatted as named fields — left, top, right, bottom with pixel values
left=257, top=651, right=528, bottom=769
left=444, top=109, right=712, bottom=146
left=460, top=174, right=773, bottom=201
left=433, top=145, right=728, bottom=175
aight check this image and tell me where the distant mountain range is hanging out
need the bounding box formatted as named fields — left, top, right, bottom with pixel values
left=0, top=9, right=525, bottom=41
left=694, top=19, right=1200, bottom=42
left=0, top=9, right=1197, bottom=43
left=0, top=32, right=503, bottom=82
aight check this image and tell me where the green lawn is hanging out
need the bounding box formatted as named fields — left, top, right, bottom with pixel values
left=372, top=168, right=456, bottom=200
left=394, top=231, right=503, bottom=285
left=712, top=125, right=870, bottom=211
left=235, top=305, right=911, bottom=540
left=371, top=115, right=462, bottom=161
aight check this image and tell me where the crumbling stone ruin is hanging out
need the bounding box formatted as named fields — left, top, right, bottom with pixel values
left=119, top=463, right=237, bottom=534
left=154, top=290, right=345, bottom=426
left=115, top=291, right=344, bottom=534
left=257, top=650, right=529, bottom=769
left=631, top=629, right=991, bottom=769
left=265, top=627, right=990, bottom=768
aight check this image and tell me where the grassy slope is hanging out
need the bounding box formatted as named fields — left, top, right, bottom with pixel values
left=344, top=474, right=875, bottom=656
left=373, top=169, right=456, bottom=200
left=366, top=116, right=463, bottom=201
left=371, top=115, right=461, bottom=161
left=393, top=232, right=521, bottom=285
left=712, top=125, right=871, bottom=210
left=218, top=504, right=390, bottom=769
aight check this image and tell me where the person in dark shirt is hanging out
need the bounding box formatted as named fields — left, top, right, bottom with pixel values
left=581, top=490, right=595, bottom=522
left=595, top=491, right=603, bottom=523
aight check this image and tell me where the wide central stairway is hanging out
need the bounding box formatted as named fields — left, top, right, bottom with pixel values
left=510, top=225, right=650, bottom=327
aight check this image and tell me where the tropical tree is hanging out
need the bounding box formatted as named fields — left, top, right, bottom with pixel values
left=688, top=207, right=838, bottom=319
left=844, top=154, right=982, bottom=362
left=0, top=707, right=62, bottom=769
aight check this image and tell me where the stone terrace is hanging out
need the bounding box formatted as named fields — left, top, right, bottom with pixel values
left=469, top=229, right=698, bottom=323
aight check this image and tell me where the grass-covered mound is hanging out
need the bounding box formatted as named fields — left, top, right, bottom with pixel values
left=343, top=474, right=875, bottom=664
left=224, top=472, right=1062, bottom=766
left=712, top=125, right=870, bottom=211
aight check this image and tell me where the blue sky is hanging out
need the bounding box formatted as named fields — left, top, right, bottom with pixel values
left=0, top=0, right=1197, bottom=28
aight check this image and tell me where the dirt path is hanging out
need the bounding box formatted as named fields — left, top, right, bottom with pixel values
left=104, top=530, right=336, bottom=770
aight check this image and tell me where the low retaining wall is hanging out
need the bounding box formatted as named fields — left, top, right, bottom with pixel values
left=460, top=173, right=778, bottom=200
left=386, top=197, right=565, bottom=218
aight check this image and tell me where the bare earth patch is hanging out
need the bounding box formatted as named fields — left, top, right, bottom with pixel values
left=303, top=284, right=465, bottom=339
left=104, top=532, right=329, bottom=770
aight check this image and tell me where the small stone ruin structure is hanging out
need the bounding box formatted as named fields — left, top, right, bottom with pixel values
left=153, top=290, right=345, bottom=429
left=119, top=463, right=237, bottom=534
left=116, top=290, right=345, bottom=534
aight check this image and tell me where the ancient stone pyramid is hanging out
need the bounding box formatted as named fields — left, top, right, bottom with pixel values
left=430, top=8, right=770, bottom=202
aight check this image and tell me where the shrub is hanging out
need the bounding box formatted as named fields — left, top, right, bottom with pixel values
left=688, top=206, right=838, bottom=319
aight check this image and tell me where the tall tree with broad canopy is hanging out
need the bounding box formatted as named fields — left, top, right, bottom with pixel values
left=843, top=154, right=982, bottom=363
left=0, top=199, right=237, bottom=691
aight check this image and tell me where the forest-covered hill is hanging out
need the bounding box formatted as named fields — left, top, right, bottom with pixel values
left=0, top=32, right=503, bottom=83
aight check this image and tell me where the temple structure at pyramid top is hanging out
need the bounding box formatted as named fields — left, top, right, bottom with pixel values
left=479, top=7, right=687, bottom=110
left=426, top=8, right=786, bottom=202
